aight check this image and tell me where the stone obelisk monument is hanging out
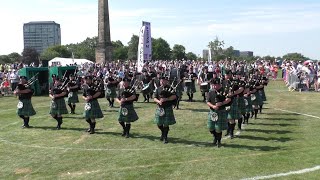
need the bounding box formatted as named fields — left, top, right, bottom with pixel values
left=96, top=0, right=112, bottom=63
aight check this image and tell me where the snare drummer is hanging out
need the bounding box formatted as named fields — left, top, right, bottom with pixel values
left=199, top=67, right=210, bottom=102
left=116, top=78, right=139, bottom=138
left=142, top=70, right=152, bottom=102
left=185, top=66, right=197, bottom=102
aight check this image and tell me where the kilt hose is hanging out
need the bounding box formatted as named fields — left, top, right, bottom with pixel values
left=118, top=104, right=139, bottom=123
left=66, top=92, right=79, bottom=104
left=17, top=99, right=36, bottom=116
left=207, top=109, right=227, bottom=132
left=227, top=98, right=241, bottom=120
left=49, top=98, right=68, bottom=116
left=154, top=106, right=176, bottom=126
left=105, top=86, right=117, bottom=99
left=237, top=96, right=246, bottom=114
left=84, top=99, right=104, bottom=119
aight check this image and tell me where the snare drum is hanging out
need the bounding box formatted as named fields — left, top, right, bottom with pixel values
left=142, top=84, right=151, bottom=94
left=200, top=82, right=209, bottom=92
left=185, top=80, right=192, bottom=87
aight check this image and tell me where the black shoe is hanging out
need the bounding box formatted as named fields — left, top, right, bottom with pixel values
left=160, top=135, right=164, bottom=141
left=86, top=128, right=91, bottom=132
left=217, top=142, right=222, bottom=148
left=56, top=125, right=61, bottom=130
left=213, top=139, right=217, bottom=146
left=164, top=138, right=168, bottom=144
left=225, top=132, right=230, bottom=137
left=121, top=130, right=126, bottom=136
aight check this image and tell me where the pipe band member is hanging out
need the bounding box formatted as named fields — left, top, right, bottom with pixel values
left=49, top=77, right=68, bottom=130
left=66, top=74, right=79, bottom=114
left=82, top=76, right=104, bottom=134
left=14, top=76, right=36, bottom=128
left=116, top=78, right=139, bottom=138
left=153, top=76, right=177, bottom=144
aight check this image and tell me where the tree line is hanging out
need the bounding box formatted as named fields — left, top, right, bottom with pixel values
left=0, top=35, right=312, bottom=64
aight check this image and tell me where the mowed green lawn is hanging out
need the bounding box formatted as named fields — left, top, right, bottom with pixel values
left=0, top=80, right=320, bottom=180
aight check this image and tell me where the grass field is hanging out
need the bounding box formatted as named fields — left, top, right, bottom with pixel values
left=1, top=80, right=320, bottom=179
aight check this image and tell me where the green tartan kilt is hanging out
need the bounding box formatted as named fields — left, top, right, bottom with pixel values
left=118, top=104, right=139, bottom=122
left=105, top=87, right=117, bottom=98
left=49, top=98, right=68, bottom=115
left=207, top=109, right=227, bottom=131
left=259, top=89, right=267, bottom=101
left=154, top=106, right=176, bottom=126
left=227, top=100, right=241, bottom=119
left=251, top=92, right=263, bottom=106
left=244, top=97, right=253, bottom=113
left=238, top=97, right=246, bottom=114
left=17, top=99, right=36, bottom=116
left=66, top=92, right=79, bottom=104
left=83, top=99, right=104, bottom=119
left=185, top=83, right=196, bottom=93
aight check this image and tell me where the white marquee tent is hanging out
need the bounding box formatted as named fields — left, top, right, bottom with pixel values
left=48, top=57, right=93, bottom=67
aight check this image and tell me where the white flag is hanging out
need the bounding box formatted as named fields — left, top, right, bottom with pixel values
left=142, top=21, right=152, bottom=61
left=137, top=26, right=146, bottom=73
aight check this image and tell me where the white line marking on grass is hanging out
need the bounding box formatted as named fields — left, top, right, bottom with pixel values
left=241, top=165, right=320, bottom=180
left=274, top=108, right=320, bottom=119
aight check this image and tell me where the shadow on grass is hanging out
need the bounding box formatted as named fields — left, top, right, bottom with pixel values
left=239, top=135, right=293, bottom=142
left=253, top=123, right=296, bottom=127
left=223, top=144, right=282, bottom=151
left=262, top=117, right=299, bottom=121
left=266, top=113, right=301, bottom=116
left=180, top=108, right=209, bottom=113
left=244, top=128, right=293, bottom=134
left=31, top=126, right=86, bottom=131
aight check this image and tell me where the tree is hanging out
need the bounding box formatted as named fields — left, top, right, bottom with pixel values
left=224, top=46, right=234, bottom=59
left=152, top=37, right=171, bottom=60
left=22, top=48, right=39, bottom=65
left=112, top=40, right=128, bottom=60
left=127, top=35, right=139, bottom=60
left=283, top=53, right=308, bottom=61
left=41, top=45, right=72, bottom=61
left=8, top=52, right=22, bottom=62
left=0, top=55, right=11, bottom=64
left=186, top=52, right=197, bottom=60
left=208, top=36, right=225, bottom=61
left=172, top=44, right=186, bottom=60
left=263, top=55, right=276, bottom=61
left=66, top=37, right=98, bottom=61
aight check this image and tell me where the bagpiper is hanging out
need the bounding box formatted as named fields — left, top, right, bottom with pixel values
left=66, top=74, right=80, bottom=114
left=14, top=76, right=36, bottom=128
left=206, top=78, right=230, bottom=147
left=153, top=76, right=177, bottom=144
left=49, top=77, right=68, bottom=130
left=82, top=76, right=104, bottom=134
left=116, top=78, right=139, bottom=138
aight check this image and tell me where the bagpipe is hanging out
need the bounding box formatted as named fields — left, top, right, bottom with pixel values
left=16, top=73, right=39, bottom=91
left=120, top=80, right=141, bottom=116
left=85, top=77, right=105, bottom=98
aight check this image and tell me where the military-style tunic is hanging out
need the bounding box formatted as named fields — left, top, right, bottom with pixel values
left=153, top=85, right=176, bottom=126
left=49, top=85, right=68, bottom=115
left=185, top=72, right=197, bottom=93
left=17, top=86, right=36, bottom=116
left=66, top=80, right=79, bottom=104
left=206, top=89, right=227, bottom=131
left=118, top=87, right=139, bottom=122
left=83, top=84, right=104, bottom=119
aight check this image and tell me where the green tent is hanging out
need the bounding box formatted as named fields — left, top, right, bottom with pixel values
left=18, top=67, right=49, bottom=96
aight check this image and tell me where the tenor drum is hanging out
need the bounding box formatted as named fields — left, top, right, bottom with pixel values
left=200, top=82, right=209, bottom=92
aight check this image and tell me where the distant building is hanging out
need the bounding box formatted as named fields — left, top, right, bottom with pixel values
left=203, top=49, right=209, bottom=60
left=233, top=50, right=240, bottom=57
left=23, top=21, right=61, bottom=54
left=240, top=51, right=253, bottom=57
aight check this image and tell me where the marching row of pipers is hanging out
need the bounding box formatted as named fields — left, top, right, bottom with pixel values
left=13, top=67, right=267, bottom=147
